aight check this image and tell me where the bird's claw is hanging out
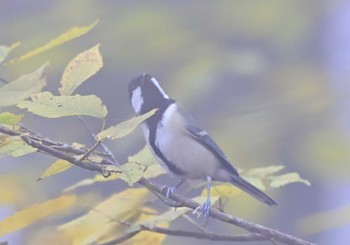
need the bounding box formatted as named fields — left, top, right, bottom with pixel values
left=192, top=200, right=211, bottom=218
left=162, top=185, right=175, bottom=198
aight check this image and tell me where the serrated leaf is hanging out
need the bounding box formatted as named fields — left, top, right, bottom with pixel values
left=0, top=136, right=36, bottom=157
left=5, top=20, right=98, bottom=65
left=0, top=42, right=20, bottom=64
left=201, top=184, right=242, bottom=198
left=120, top=163, right=145, bottom=186
left=0, top=63, right=48, bottom=107
left=0, top=195, right=76, bottom=237
left=59, top=44, right=103, bottom=95
left=269, top=172, right=311, bottom=188
left=37, top=160, right=73, bottom=181
left=17, top=92, right=107, bottom=118
left=97, top=109, right=158, bottom=141
left=0, top=112, right=23, bottom=125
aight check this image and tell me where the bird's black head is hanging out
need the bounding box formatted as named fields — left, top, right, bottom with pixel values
left=128, top=73, right=172, bottom=115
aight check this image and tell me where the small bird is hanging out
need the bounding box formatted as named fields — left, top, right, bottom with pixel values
left=128, top=73, right=277, bottom=216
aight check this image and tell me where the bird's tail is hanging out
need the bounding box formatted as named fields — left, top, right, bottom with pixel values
left=230, top=175, right=277, bottom=206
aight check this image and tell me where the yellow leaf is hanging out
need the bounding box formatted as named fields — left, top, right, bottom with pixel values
left=0, top=63, right=48, bottom=107
left=0, top=112, right=23, bottom=125
left=0, top=42, right=20, bottom=64
left=5, top=21, right=98, bottom=65
left=17, top=92, right=108, bottom=118
left=0, top=136, right=36, bottom=157
left=0, top=195, right=76, bottom=237
left=37, top=160, right=73, bottom=181
left=59, top=188, right=148, bottom=245
left=201, top=184, right=242, bottom=198
left=97, top=109, right=158, bottom=141
left=269, top=172, right=311, bottom=188
left=59, top=44, right=103, bottom=95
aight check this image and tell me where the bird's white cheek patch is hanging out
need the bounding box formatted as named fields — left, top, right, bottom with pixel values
left=131, top=87, right=143, bottom=114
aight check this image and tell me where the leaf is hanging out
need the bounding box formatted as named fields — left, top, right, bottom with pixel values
left=245, top=165, right=285, bottom=177
left=37, top=160, right=73, bottom=181
left=5, top=20, right=98, bottom=65
left=63, top=147, right=161, bottom=192
left=120, top=163, right=145, bottom=186
left=59, top=188, right=148, bottom=245
left=0, top=42, right=20, bottom=64
left=143, top=165, right=165, bottom=179
left=0, top=112, right=23, bottom=125
left=0, top=63, right=48, bottom=107
left=201, top=184, right=242, bottom=198
left=269, top=172, right=311, bottom=188
left=0, top=195, right=76, bottom=237
left=97, top=109, right=158, bottom=141
left=128, top=145, right=157, bottom=166
left=17, top=92, right=107, bottom=118
left=59, top=44, right=103, bottom=95
left=0, top=136, right=36, bottom=157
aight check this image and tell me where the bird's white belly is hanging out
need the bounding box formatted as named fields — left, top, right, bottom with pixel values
left=153, top=104, right=220, bottom=179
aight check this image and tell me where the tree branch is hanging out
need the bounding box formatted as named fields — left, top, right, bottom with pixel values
left=0, top=124, right=314, bottom=245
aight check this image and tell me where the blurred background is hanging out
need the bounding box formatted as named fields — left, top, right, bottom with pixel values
left=1, top=0, right=350, bottom=244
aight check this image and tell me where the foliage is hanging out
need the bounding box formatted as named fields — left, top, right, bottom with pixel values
left=0, top=22, right=312, bottom=245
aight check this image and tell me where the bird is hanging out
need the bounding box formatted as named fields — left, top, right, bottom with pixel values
left=128, top=73, right=277, bottom=217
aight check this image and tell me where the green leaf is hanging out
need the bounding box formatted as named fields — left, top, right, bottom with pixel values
left=119, top=163, right=145, bottom=186
left=128, top=145, right=157, bottom=166
left=97, top=109, right=158, bottom=141
left=0, top=136, right=36, bottom=157
left=37, top=160, right=73, bottom=181
left=5, top=20, right=98, bottom=65
left=0, top=112, right=23, bottom=125
left=0, top=42, right=20, bottom=64
left=59, top=44, right=103, bottom=95
left=17, top=92, right=107, bottom=118
left=269, top=172, right=311, bottom=188
left=0, top=63, right=48, bottom=107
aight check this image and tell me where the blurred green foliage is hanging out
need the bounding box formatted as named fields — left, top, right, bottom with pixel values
left=1, top=1, right=350, bottom=244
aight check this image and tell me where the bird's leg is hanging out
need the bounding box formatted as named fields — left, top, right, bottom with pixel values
left=193, top=176, right=212, bottom=217
left=162, top=179, right=185, bottom=198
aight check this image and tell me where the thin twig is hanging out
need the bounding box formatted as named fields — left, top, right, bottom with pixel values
left=77, top=116, right=118, bottom=163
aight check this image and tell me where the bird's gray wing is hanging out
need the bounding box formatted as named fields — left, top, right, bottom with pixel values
left=186, top=125, right=239, bottom=176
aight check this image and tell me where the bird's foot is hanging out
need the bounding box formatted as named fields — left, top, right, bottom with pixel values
left=162, top=185, right=175, bottom=198
left=192, top=200, right=211, bottom=218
